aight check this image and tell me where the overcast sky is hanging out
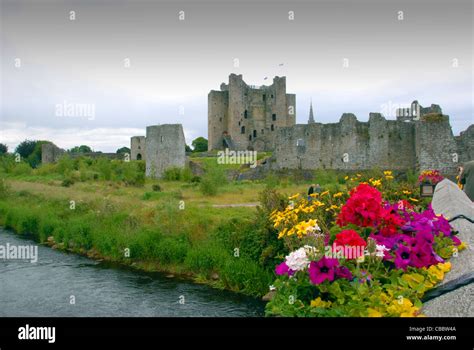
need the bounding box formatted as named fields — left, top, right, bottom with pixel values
left=1, top=0, right=473, bottom=152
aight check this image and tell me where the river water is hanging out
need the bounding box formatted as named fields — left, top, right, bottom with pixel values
left=0, top=228, right=265, bottom=317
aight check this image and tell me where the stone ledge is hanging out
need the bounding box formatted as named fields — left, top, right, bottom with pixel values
left=422, top=179, right=474, bottom=316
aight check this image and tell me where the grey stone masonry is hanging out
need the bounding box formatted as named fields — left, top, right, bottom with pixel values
left=41, top=143, right=65, bottom=164
left=422, top=179, right=474, bottom=317
left=208, top=74, right=296, bottom=152
left=130, top=136, right=146, bottom=160
left=145, top=124, right=185, bottom=178
left=273, top=103, right=471, bottom=173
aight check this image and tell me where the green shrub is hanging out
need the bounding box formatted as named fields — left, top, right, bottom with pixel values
left=11, top=162, right=32, bottom=176
left=0, top=178, right=9, bottom=197
left=128, top=164, right=145, bottom=187
left=219, top=257, right=273, bottom=297
left=163, top=167, right=182, bottom=181
left=152, top=237, right=189, bottom=264
left=96, top=157, right=112, bottom=180
left=264, top=173, right=280, bottom=189
left=57, top=155, right=76, bottom=175
left=61, top=177, right=75, bottom=187
left=200, top=163, right=227, bottom=196
left=142, top=192, right=153, bottom=200
left=152, top=184, right=162, bottom=192
left=18, top=213, right=39, bottom=236
left=184, top=242, right=231, bottom=274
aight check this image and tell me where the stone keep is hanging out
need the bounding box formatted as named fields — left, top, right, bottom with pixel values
left=145, top=124, right=185, bottom=178
left=208, top=73, right=296, bottom=152
left=130, top=136, right=146, bottom=160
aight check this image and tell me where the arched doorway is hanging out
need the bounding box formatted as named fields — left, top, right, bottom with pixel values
left=137, top=153, right=142, bottom=160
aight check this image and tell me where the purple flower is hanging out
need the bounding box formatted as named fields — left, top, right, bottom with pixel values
left=410, top=243, right=433, bottom=268
left=451, top=236, right=461, bottom=246
left=394, top=245, right=411, bottom=270
left=430, top=251, right=445, bottom=265
left=309, top=257, right=339, bottom=285
left=335, top=266, right=353, bottom=280
left=358, top=270, right=372, bottom=283
left=415, top=231, right=434, bottom=246
left=275, top=262, right=294, bottom=276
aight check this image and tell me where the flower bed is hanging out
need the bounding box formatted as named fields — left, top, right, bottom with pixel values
left=418, top=170, right=444, bottom=185
left=265, top=173, right=465, bottom=317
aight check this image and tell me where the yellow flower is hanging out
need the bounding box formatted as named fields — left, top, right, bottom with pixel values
left=320, top=190, right=330, bottom=196
left=379, top=292, right=391, bottom=304
left=310, top=297, right=332, bottom=308
left=356, top=173, right=362, bottom=177
left=402, top=273, right=425, bottom=289
left=387, top=298, right=419, bottom=317
left=344, top=176, right=349, bottom=180
left=409, top=198, right=419, bottom=202
left=333, top=192, right=343, bottom=198
left=288, top=193, right=300, bottom=200
left=385, top=175, right=394, bottom=180
left=402, top=190, right=412, bottom=195
left=427, top=265, right=444, bottom=281
left=309, top=193, right=318, bottom=197
left=384, top=170, right=393, bottom=176
left=370, top=179, right=382, bottom=187
left=367, top=308, right=382, bottom=317
left=437, top=262, right=451, bottom=273
left=457, top=242, right=467, bottom=251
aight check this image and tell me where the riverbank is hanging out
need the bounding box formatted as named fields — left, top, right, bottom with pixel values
left=0, top=177, right=290, bottom=298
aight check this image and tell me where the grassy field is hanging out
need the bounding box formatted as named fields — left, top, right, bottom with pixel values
left=0, top=154, right=423, bottom=298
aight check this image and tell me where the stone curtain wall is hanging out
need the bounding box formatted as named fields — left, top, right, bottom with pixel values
left=368, top=113, right=416, bottom=170
left=145, top=124, right=186, bottom=178
left=274, top=113, right=467, bottom=172
left=414, top=115, right=459, bottom=173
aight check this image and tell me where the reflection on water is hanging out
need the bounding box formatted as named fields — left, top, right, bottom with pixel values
left=0, top=228, right=265, bottom=317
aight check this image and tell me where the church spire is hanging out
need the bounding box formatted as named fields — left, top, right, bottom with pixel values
left=308, top=99, right=315, bottom=124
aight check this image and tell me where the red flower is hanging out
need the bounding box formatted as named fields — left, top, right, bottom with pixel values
left=333, top=229, right=367, bottom=259
left=337, top=184, right=383, bottom=228
left=378, top=207, right=406, bottom=237
left=334, top=229, right=367, bottom=247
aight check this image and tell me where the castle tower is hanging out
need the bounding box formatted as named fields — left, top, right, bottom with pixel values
left=208, top=74, right=296, bottom=151
left=308, top=99, right=315, bottom=124
left=145, top=124, right=185, bottom=178
left=130, top=136, right=146, bottom=160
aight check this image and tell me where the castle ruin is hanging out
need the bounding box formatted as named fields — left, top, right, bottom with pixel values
left=208, top=74, right=296, bottom=152
left=130, top=136, right=146, bottom=161
left=208, top=74, right=473, bottom=173
left=144, top=124, right=186, bottom=178
left=273, top=102, right=471, bottom=173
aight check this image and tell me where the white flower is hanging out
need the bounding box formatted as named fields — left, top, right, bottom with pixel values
left=306, top=224, right=321, bottom=233
left=375, top=244, right=389, bottom=258
left=285, top=247, right=310, bottom=271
